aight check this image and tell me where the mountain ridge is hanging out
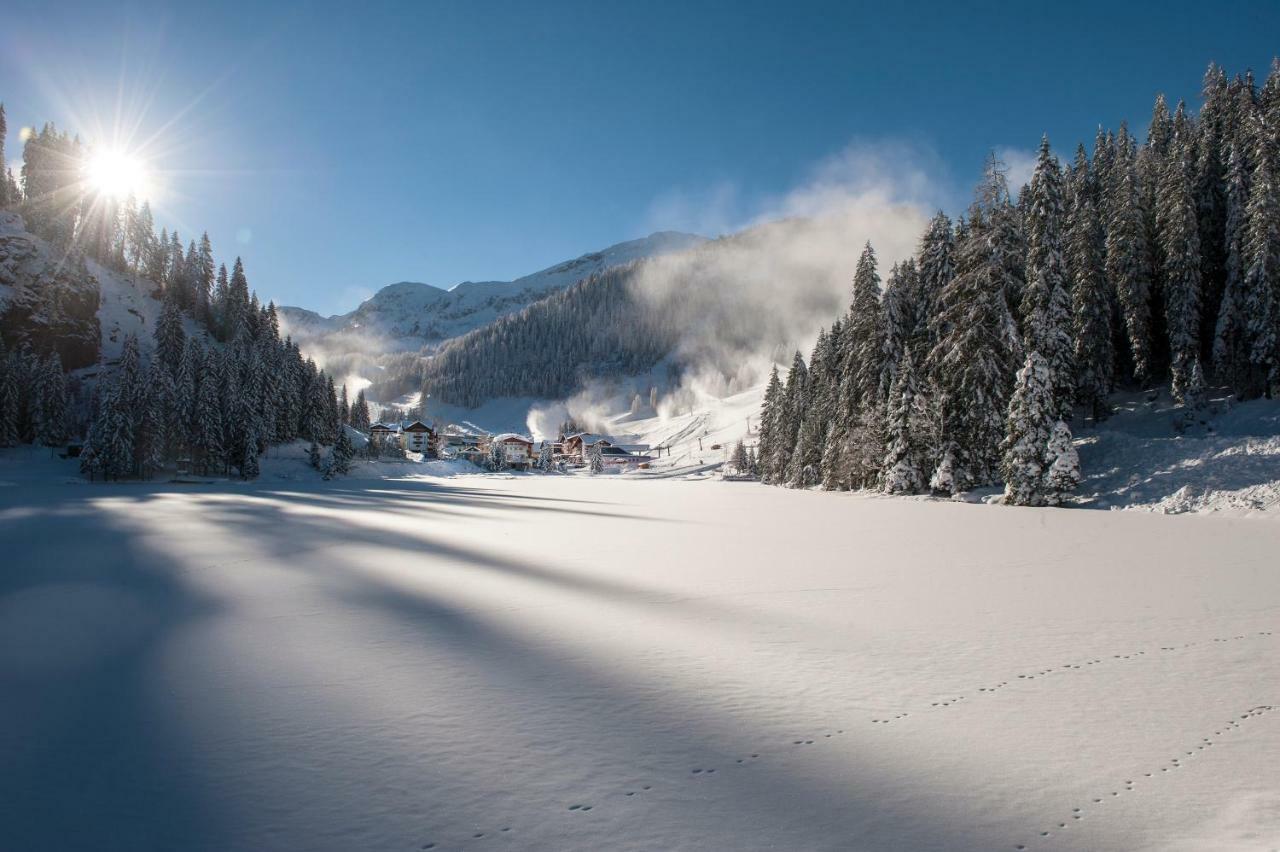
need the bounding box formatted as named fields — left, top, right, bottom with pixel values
left=277, top=230, right=707, bottom=356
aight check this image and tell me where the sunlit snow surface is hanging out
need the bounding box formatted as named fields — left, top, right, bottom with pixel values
left=1, top=468, right=1278, bottom=851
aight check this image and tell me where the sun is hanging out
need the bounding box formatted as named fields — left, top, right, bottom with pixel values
left=85, top=148, right=152, bottom=201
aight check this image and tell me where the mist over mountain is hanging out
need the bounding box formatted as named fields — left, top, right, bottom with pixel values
left=276, top=231, right=707, bottom=380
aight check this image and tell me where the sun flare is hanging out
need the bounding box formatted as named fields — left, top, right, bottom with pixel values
left=85, top=148, right=152, bottom=200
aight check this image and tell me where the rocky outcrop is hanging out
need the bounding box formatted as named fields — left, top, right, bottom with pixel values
left=0, top=212, right=101, bottom=369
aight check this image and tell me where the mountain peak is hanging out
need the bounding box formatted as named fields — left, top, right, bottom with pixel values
left=278, top=231, right=706, bottom=354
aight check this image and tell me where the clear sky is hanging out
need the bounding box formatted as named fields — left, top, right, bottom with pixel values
left=2, top=1, right=1278, bottom=314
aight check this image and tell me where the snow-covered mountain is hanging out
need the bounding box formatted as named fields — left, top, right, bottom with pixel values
left=277, top=231, right=707, bottom=356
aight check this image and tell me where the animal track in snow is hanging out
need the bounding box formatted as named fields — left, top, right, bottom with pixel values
left=1014, top=704, right=1276, bottom=848
left=871, top=631, right=1274, bottom=727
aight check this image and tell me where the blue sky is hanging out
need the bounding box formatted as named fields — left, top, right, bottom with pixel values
left=2, top=1, right=1278, bottom=314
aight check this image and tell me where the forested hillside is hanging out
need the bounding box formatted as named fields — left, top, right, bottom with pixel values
left=750, top=61, right=1280, bottom=506
left=407, top=261, right=680, bottom=407
left=0, top=103, right=352, bottom=479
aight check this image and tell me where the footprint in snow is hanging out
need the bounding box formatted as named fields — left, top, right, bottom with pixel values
left=1024, top=704, right=1277, bottom=848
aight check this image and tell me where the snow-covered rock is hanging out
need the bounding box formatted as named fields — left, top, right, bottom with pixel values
left=0, top=211, right=101, bottom=369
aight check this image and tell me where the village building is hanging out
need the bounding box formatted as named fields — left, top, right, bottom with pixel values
left=456, top=445, right=489, bottom=466
left=561, top=432, right=613, bottom=462
left=440, top=427, right=489, bottom=457
left=400, top=420, right=437, bottom=456
left=598, top=444, right=654, bottom=470
left=491, top=433, right=535, bottom=468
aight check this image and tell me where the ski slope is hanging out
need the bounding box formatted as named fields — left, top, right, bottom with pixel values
left=2, top=469, right=1278, bottom=851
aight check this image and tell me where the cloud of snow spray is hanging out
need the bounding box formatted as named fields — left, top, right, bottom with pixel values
left=527, top=140, right=946, bottom=440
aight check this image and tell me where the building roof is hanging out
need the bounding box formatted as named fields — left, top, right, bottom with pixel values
left=566, top=432, right=613, bottom=446
left=492, top=433, right=534, bottom=444
left=402, top=420, right=434, bottom=432
left=369, top=422, right=399, bottom=432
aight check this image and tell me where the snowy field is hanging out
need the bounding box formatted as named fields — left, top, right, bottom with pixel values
left=2, top=470, right=1278, bottom=852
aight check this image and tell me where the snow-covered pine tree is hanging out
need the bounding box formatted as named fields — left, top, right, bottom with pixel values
left=730, top=440, right=748, bottom=474
left=137, top=377, right=168, bottom=480
left=307, top=441, right=321, bottom=470
left=252, top=340, right=280, bottom=447
left=1107, top=124, right=1155, bottom=383
left=1140, top=95, right=1175, bottom=306
left=769, top=352, right=807, bottom=485
left=338, top=385, right=350, bottom=426
left=588, top=442, right=604, bottom=474
left=537, top=441, right=554, bottom=471
left=331, top=427, right=354, bottom=475
left=153, top=294, right=186, bottom=378
left=194, top=233, right=215, bottom=326
left=1195, top=65, right=1230, bottom=358
left=879, top=259, right=918, bottom=400
left=819, top=423, right=849, bottom=491
left=193, top=345, right=225, bottom=475
left=488, top=440, right=506, bottom=472
left=929, top=444, right=960, bottom=496
left=167, top=231, right=191, bottom=307
left=1042, top=420, right=1081, bottom=505
left=791, top=330, right=834, bottom=487
left=913, top=212, right=955, bottom=367
left=1021, top=136, right=1075, bottom=420
left=34, top=352, right=67, bottom=447
left=1213, top=141, right=1251, bottom=390
left=1186, top=357, right=1207, bottom=409
left=0, top=339, right=18, bottom=447
left=842, top=242, right=885, bottom=416
left=302, top=365, right=330, bottom=445
left=276, top=341, right=302, bottom=444
left=1066, top=142, right=1094, bottom=211
left=1241, top=115, right=1279, bottom=396
left=843, top=411, right=885, bottom=490
left=229, top=258, right=251, bottom=341
left=1092, top=126, right=1116, bottom=228
left=174, top=337, right=202, bottom=461
left=1157, top=117, right=1204, bottom=403
left=98, top=384, right=136, bottom=480
left=1001, top=352, right=1055, bottom=506
left=788, top=416, right=821, bottom=487
left=1068, top=189, right=1113, bottom=421
left=211, top=263, right=229, bottom=338
left=117, top=334, right=146, bottom=413
left=225, top=371, right=258, bottom=477
left=880, top=351, right=930, bottom=495
left=151, top=360, right=181, bottom=463
left=984, top=155, right=1028, bottom=328
left=351, top=389, right=372, bottom=432
left=240, top=426, right=260, bottom=479
left=926, top=162, right=1021, bottom=492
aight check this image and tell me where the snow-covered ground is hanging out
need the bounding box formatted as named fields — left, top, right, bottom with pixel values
left=2, top=468, right=1278, bottom=851
left=1078, top=392, right=1280, bottom=515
